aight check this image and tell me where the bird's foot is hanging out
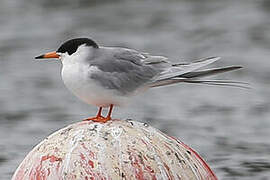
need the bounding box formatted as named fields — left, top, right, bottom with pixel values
left=84, top=105, right=113, bottom=123
left=84, top=116, right=111, bottom=123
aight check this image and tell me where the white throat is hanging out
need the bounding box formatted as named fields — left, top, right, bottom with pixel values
left=61, top=45, right=93, bottom=66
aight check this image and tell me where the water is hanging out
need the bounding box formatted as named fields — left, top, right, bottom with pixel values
left=0, top=0, right=270, bottom=179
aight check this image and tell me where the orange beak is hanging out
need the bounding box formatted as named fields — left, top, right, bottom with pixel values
left=35, top=51, right=60, bottom=59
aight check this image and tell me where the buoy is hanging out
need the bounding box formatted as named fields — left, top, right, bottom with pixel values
left=12, top=119, right=217, bottom=180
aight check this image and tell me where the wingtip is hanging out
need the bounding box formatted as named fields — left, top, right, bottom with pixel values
left=235, top=66, right=243, bottom=69
left=230, top=66, right=243, bottom=70
left=209, top=56, right=221, bottom=60
left=195, top=56, right=221, bottom=63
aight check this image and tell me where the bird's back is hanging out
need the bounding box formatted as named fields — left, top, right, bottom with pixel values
left=88, top=47, right=161, bottom=95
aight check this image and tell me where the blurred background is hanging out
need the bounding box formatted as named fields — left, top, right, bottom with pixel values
left=0, top=0, right=270, bottom=179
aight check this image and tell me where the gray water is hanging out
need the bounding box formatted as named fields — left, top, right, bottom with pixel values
left=0, top=0, right=270, bottom=179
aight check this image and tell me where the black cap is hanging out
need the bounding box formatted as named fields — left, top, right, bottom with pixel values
left=57, top=38, right=99, bottom=55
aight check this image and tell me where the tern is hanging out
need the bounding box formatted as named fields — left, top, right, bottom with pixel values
left=35, top=38, right=245, bottom=123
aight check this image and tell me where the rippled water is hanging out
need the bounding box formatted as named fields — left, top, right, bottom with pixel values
left=1, top=0, right=270, bottom=179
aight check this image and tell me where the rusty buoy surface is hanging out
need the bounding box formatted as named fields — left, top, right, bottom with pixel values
left=12, top=119, right=217, bottom=180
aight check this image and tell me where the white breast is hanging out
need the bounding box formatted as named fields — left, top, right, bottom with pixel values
left=61, top=61, right=128, bottom=107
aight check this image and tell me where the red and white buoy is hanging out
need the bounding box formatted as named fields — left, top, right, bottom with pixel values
left=12, top=119, right=217, bottom=180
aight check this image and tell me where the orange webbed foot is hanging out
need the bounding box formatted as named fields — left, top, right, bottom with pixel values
left=84, top=116, right=111, bottom=123
left=83, top=105, right=113, bottom=123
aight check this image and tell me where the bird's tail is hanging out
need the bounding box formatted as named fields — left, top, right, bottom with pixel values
left=149, top=60, right=249, bottom=89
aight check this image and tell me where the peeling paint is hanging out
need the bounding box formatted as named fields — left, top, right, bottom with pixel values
left=12, top=119, right=217, bottom=180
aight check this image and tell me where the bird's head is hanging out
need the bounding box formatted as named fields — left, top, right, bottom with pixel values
left=35, top=38, right=99, bottom=61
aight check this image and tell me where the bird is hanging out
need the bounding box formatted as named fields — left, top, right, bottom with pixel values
left=35, top=38, right=246, bottom=123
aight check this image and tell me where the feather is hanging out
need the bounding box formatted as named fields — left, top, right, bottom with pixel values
left=181, top=79, right=250, bottom=89
left=156, top=57, right=220, bottom=81
left=180, top=66, right=242, bottom=78
left=149, top=63, right=247, bottom=89
left=150, top=79, right=249, bottom=89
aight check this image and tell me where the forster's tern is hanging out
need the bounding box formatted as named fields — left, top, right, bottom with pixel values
left=35, top=38, right=244, bottom=122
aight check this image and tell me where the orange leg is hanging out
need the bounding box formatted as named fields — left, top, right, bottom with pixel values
left=84, top=105, right=114, bottom=123
left=96, top=107, right=103, bottom=117
left=106, top=104, right=114, bottom=120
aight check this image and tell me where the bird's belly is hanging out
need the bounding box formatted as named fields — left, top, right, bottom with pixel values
left=61, top=65, right=127, bottom=107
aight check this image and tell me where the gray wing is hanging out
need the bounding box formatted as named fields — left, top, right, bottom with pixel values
left=89, top=48, right=160, bottom=95
left=89, top=47, right=244, bottom=93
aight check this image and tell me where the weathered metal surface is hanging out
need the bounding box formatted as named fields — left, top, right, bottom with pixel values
left=12, top=119, right=217, bottom=180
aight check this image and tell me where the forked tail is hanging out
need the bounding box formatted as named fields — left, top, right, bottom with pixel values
left=150, top=57, right=249, bottom=89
